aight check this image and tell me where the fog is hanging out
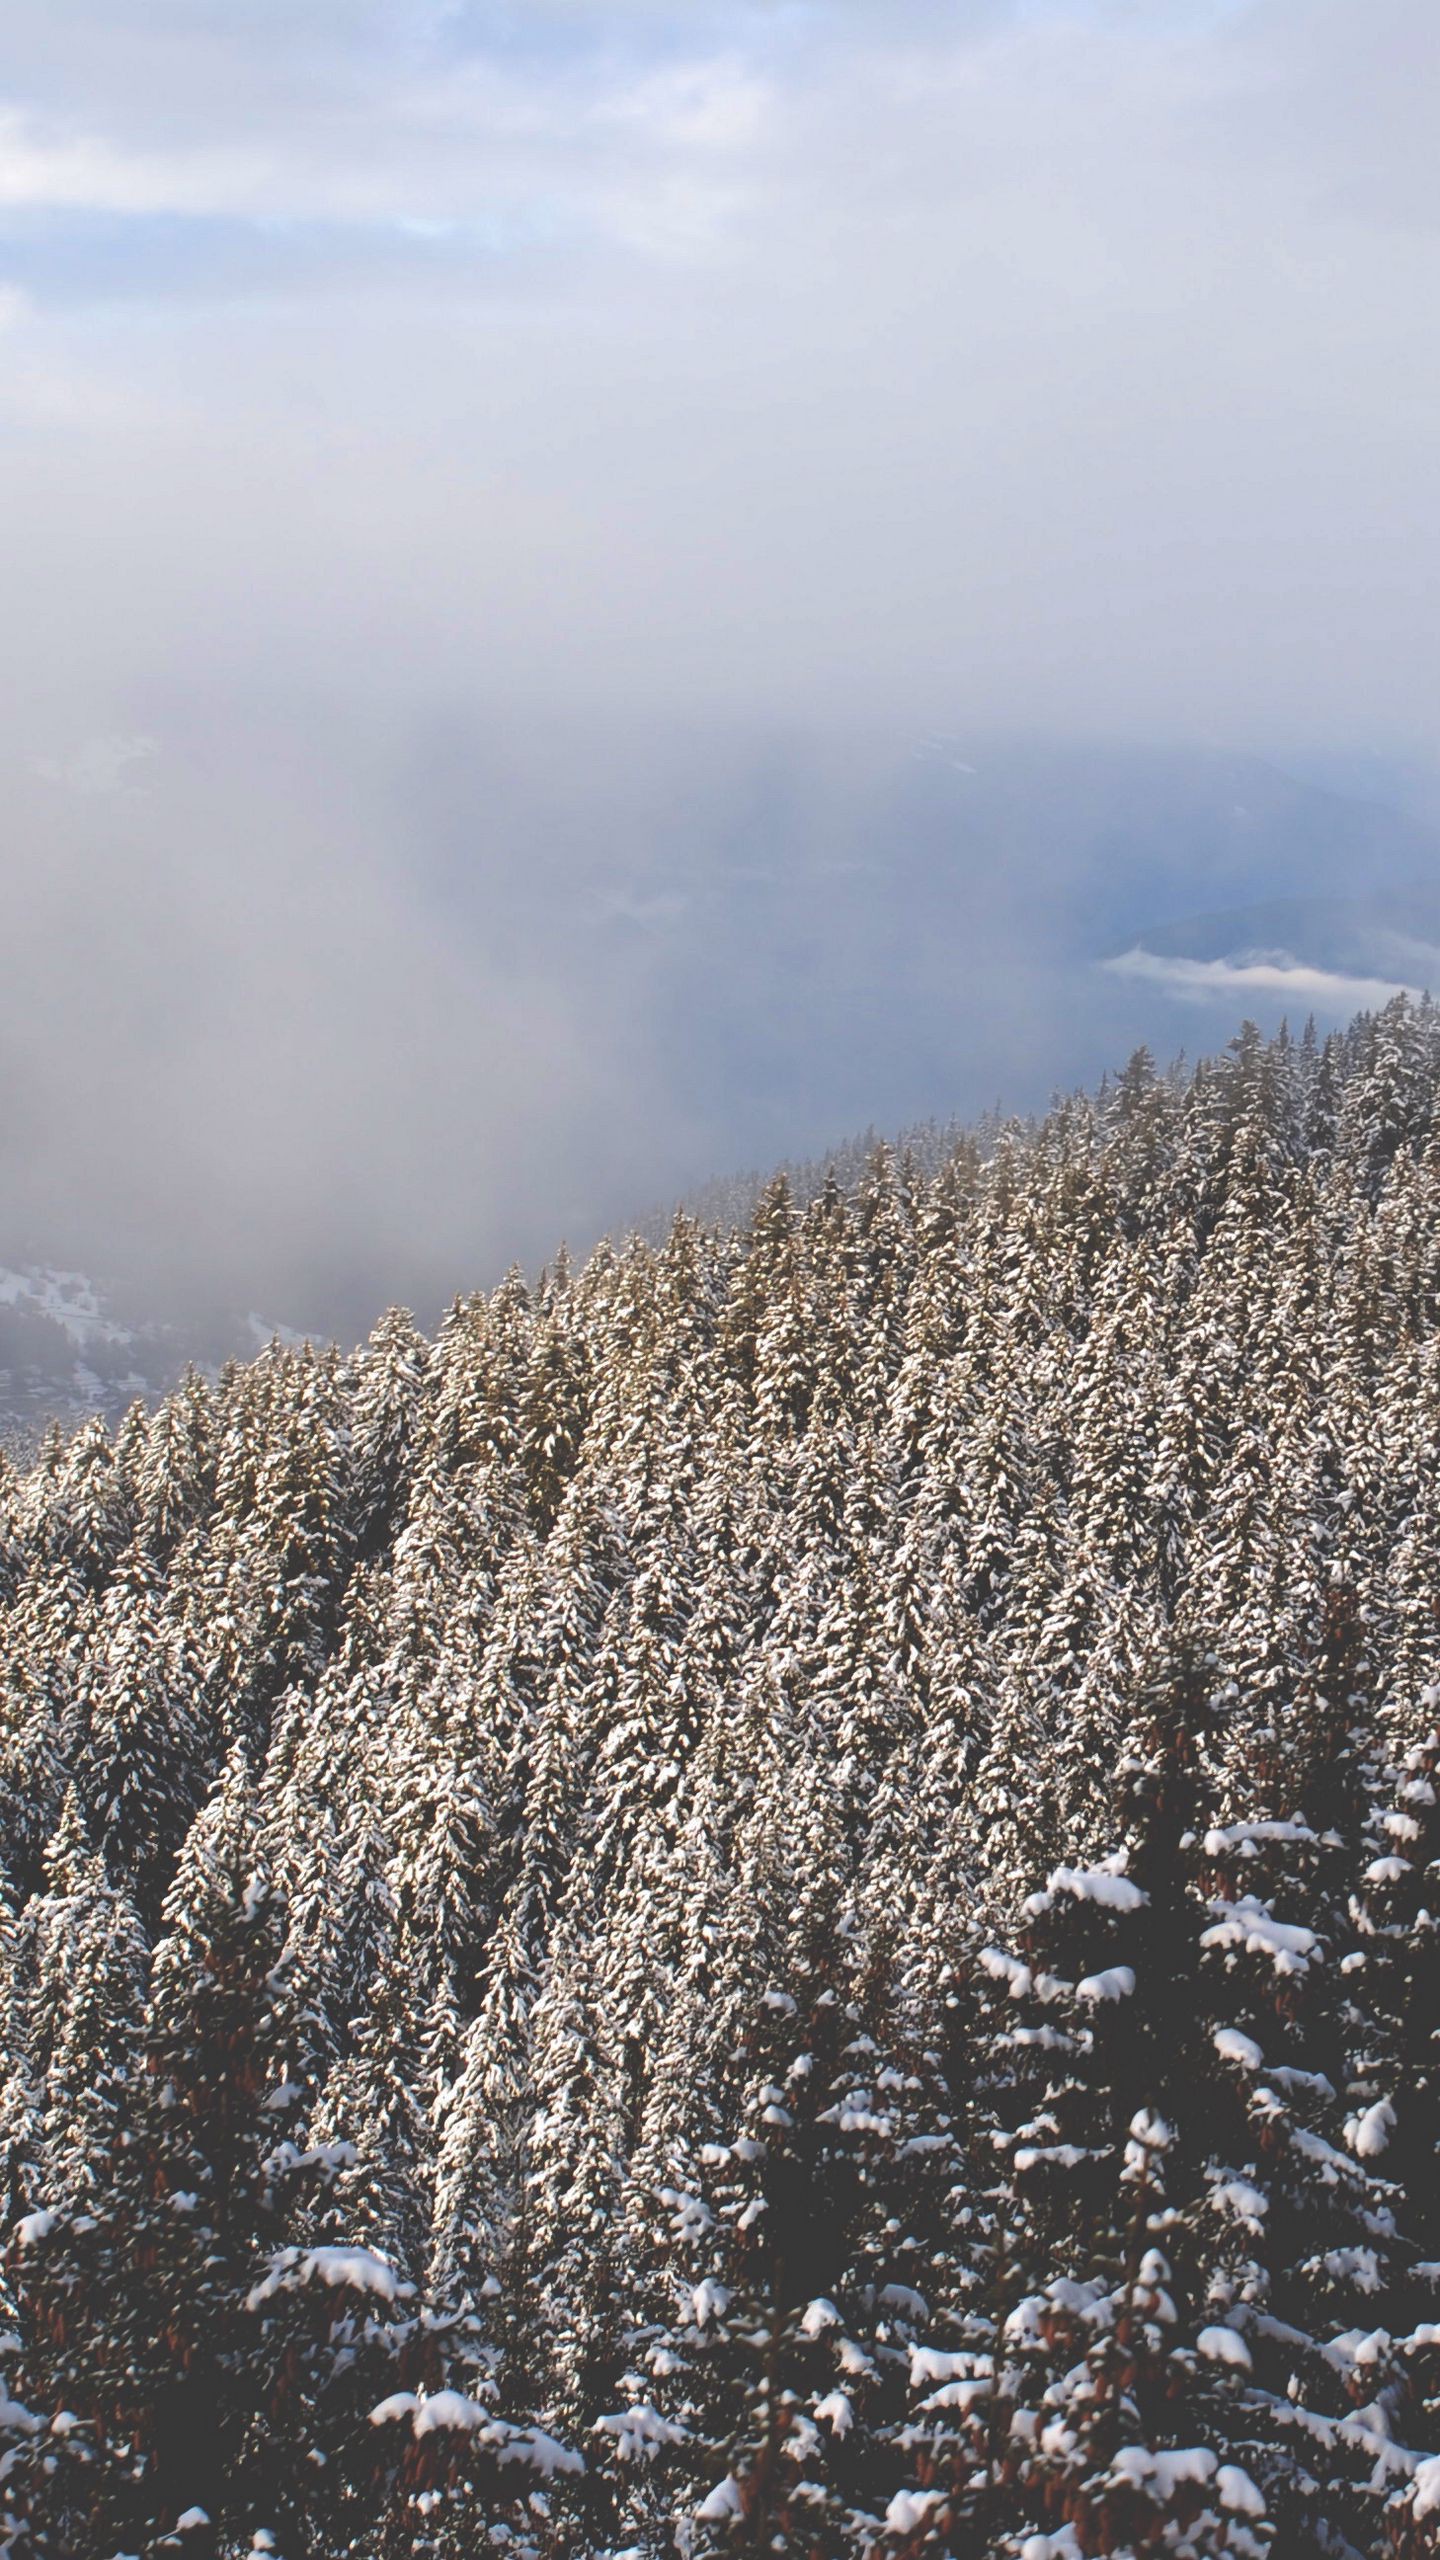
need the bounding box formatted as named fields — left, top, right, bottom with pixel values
left=1, top=0, right=1437, bottom=1331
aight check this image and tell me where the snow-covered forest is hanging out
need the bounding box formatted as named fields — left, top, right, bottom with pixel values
left=11, top=1001, right=1440, bottom=2557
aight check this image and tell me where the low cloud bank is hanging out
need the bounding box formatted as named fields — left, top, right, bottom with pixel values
left=1102, top=947, right=1428, bottom=1014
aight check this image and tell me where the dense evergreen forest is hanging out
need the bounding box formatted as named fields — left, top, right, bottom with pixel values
left=12, top=1001, right=1440, bottom=2557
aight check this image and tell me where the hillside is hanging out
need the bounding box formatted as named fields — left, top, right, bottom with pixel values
left=8, top=1001, right=1440, bottom=2553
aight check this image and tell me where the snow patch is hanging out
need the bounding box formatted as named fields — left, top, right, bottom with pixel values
left=1204, top=1819, right=1318, bottom=1854
left=1025, top=1855, right=1147, bottom=1916
left=1414, top=2454, right=1440, bottom=2518
left=1108, top=2444, right=1216, bottom=2495
left=594, top=2402, right=686, bottom=2462
left=884, top=2489, right=943, bottom=2532
left=800, top=2296, right=840, bottom=2336
left=1213, top=2028, right=1264, bottom=2070
left=1201, top=1897, right=1319, bottom=1975
left=1076, top=1965, right=1135, bottom=2002
left=1217, top=2464, right=1267, bottom=2516
left=1345, top=2098, right=1396, bottom=2158
left=247, top=2244, right=411, bottom=2309
left=696, top=2475, right=744, bottom=2520
left=371, top=2392, right=582, bottom=2473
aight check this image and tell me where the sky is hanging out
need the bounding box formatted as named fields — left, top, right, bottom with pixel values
left=1, top=0, right=1438, bottom=1330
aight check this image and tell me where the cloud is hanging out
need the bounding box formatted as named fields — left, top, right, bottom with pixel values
left=1102, top=946, right=1424, bottom=1013
left=0, top=1, right=1437, bottom=746
left=0, top=1, right=1437, bottom=1324
left=34, top=731, right=157, bottom=796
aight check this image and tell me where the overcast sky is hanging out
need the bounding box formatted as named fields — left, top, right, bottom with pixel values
left=2, top=0, right=1437, bottom=1327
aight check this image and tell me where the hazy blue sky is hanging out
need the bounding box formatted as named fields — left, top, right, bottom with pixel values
left=2, top=0, right=1437, bottom=1324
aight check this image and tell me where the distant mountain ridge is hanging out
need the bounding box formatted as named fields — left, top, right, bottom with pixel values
left=0, top=1261, right=305, bottom=1454
left=1120, top=882, right=1440, bottom=981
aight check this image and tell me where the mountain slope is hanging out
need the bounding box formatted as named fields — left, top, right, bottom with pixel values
left=6, top=1000, right=1440, bottom=2553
